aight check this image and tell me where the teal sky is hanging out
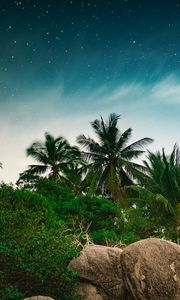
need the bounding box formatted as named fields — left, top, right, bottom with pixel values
left=0, top=0, right=180, bottom=182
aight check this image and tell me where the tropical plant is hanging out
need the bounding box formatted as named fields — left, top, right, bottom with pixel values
left=22, top=132, right=82, bottom=182
left=140, top=143, right=180, bottom=214
left=125, top=144, right=180, bottom=242
left=77, top=113, right=153, bottom=203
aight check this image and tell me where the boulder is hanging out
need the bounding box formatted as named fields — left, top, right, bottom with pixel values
left=68, top=244, right=124, bottom=299
left=24, top=297, right=55, bottom=300
left=121, top=238, right=180, bottom=300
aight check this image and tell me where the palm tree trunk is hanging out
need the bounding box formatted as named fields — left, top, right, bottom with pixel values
left=52, top=165, right=60, bottom=182
left=111, top=185, right=127, bottom=207
left=109, top=165, right=127, bottom=206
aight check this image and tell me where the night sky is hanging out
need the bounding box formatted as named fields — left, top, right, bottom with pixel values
left=1, top=0, right=180, bottom=182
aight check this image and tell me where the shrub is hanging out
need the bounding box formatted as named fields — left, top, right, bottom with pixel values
left=0, top=184, right=80, bottom=300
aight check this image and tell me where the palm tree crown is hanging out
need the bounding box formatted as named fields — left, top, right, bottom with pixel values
left=77, top=113, right=153, bottom=202
left=24, top=132, right=81, bottom=181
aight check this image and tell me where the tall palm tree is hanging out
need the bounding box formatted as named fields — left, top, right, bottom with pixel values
left=76, top=113, right=153, bottom=203
left=23, top=132, right=82, bottom=181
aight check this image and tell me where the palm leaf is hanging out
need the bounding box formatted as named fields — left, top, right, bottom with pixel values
left=122, top=137, right=154, bottom=152
left=27, top=164, right=48, bottom=175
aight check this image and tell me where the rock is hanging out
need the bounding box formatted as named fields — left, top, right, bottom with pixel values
left=121, top=238, right=180, bottom=300
left=24, top=297, right=55, bottom=300
left=68, top=244, right=124, bottom=299
left=77, top=282, right=103, bottom=300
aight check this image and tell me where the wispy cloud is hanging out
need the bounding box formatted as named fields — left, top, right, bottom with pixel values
left=151, top=75, right=180, bottom=104
left=97, top=83, right=145, bottom=104
left=94, top=74, right=180, bottom=106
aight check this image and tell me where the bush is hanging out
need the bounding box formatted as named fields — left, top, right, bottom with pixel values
left=0, top=184, right=80, bottom=300
left=56, top=194, right=124, bottom=245
left=35, top=179, right=125, bottom=245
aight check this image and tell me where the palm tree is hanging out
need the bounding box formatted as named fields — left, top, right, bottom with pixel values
left=23, top=132, right=82, bottom=181
left=76, top=113, right=153, bottom=203
left=140, top=143, right=180, bottom=214
left=125, top=144, right=180, bottom=241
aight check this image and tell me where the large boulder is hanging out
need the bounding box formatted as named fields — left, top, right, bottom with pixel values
left=68, top=244, right=124, bottom=299
left=121, top=238, right=180, bottom=300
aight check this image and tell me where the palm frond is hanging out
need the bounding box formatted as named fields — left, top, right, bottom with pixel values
left=76, top=134, right=97, bottom=148
left=116, top=128, right=132, bottom=150
left=108, top=113, right=120, bottom=127
left=122, top=137, right=154, bottom=152
left=27, top=164, right=48, bottom=175
left=27, top=145, right=49, bottom=165
left=121, top=149, right=145, bottom=160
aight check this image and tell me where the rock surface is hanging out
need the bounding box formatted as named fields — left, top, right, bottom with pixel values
left=24, top=297, right=55, bottom=300
left=77, top=282, right=103, bottom=300
left=121, top=238, right=180, bottom=300
left=68, top=244, right=124, bottom=299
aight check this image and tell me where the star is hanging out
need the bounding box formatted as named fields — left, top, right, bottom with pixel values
left=14, top=1, right=22, bottom=6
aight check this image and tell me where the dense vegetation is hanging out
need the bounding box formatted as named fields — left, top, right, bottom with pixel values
left=0, top=113, right=179, bottom=299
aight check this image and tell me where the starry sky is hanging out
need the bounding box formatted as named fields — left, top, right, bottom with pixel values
left=1, top=0, right=180, bottom=183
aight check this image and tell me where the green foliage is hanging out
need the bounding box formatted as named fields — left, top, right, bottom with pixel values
left=16, top=172, right=41, bottom=190
left=0, top=286, right=23, bottom=300
left=59, top=194, right=122, bottom=230
left=127, top=144, right=180, bottom=242
left=0, top=182, right=52, bottom=212
left=91, top=229, right=121, bottom=245
left=36, top=177, right=74, bottom=202
left=34, top=179, right=124, bottom=245
left=34, top=178, right=177, bottom=245
left=125, top=183, right=180, bottom=242
left=0, top=184, right=80, bottom=300
left=141, top=144, right=180, bottom=210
